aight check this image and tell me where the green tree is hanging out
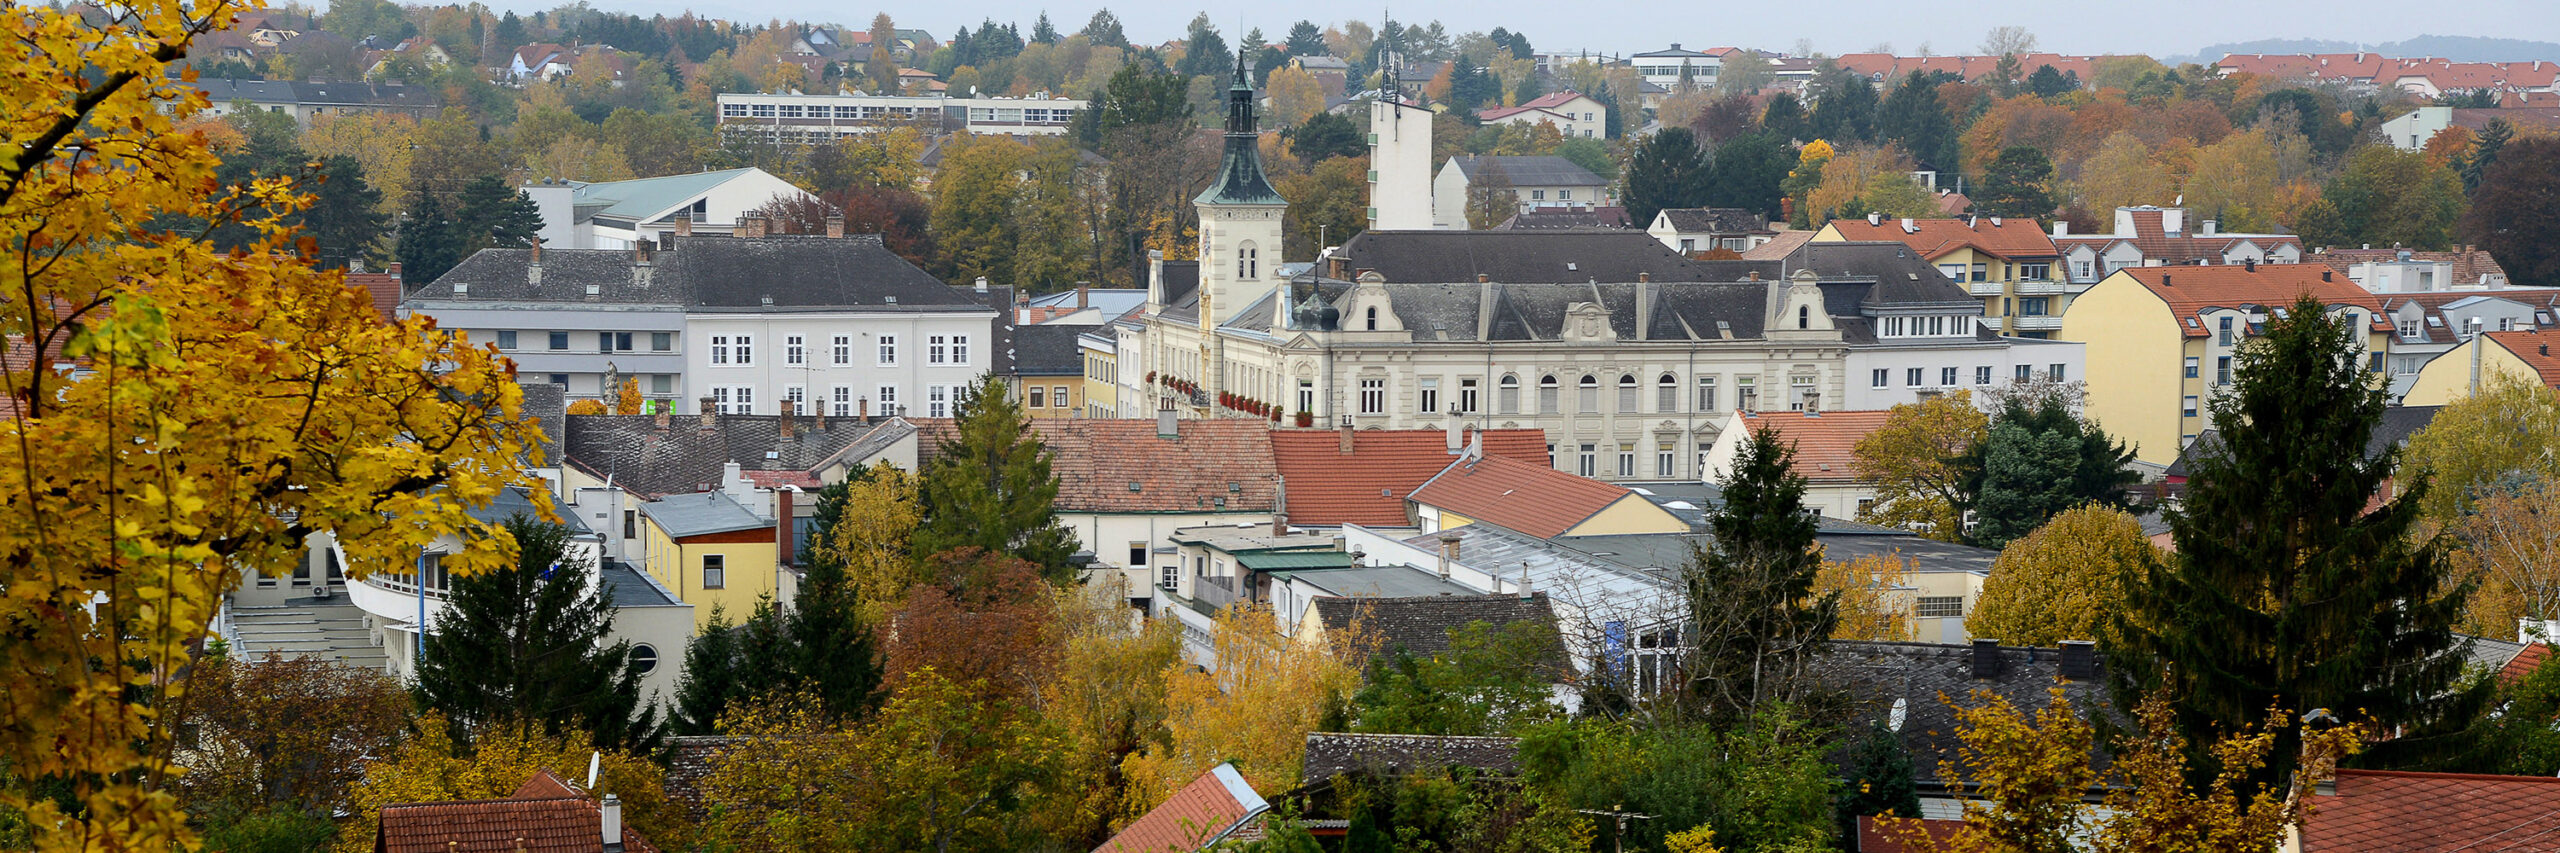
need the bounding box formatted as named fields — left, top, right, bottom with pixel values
left=2299, top=146, right=2466, bottom=251
left=2400, top=371, right=2560, bottom=529
left=2119, top=294, right=2487, bottom=785
left=1519, top=709, right=1836, bottom=851
left=1286, top=110, right=1365, bottom=162
left=1835, top=721, right=1921, bottom=838
left=413, top=514, right=658, bottom=750
left=1624, top=127, right=1712, bottom=233
left=915, top=374, right=1078, bottom=578
left=1350, top=620, right=1563, bottom=737
left=1761, top=91, right=1809, bottom=143
left=1174, top=14, right=1232, bottom=79
left=1079, top=9, right=1127, bottom=49
left=1809, top=69, right=1879, bottom=144
left=1277, top=155, right=1368, bottom=259
left=1852, top=391, right=1989, bottom=542
left=670, top=600, right=799, bottom=735
left=2463, top=137, right=2560, bottom=287
left=1975, top=146, right=2057, bottom=218
left=2026, top=64, right=2078, bottom=99
left=454, top=174, right=543, bottom=249
left=395, top=190, right=464, bottom=283
left=1705, top=130, right=1795, bottom=221
left=1285, top=21, right=1326, bottom=58
left=927, top=135, right=1029, bottom=284
left=1070, top=64, right=1190, bottom=148
left=2459, top=117, right=2513, bottom=193
left=783, top=511, right=886, bottom=721
left=1962, top=397, right=2137, bottom=549
left=1878, top=71, right=1960, bottom=173
left=1686, top=427, right=1837, bottom=722
left=1967, top=506, right=2152, bottom=648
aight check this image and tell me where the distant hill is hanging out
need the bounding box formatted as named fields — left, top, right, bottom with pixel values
left=2182, top=35, right=2560, bottom=65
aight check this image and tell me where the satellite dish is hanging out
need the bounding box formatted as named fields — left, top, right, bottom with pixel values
left=1888, top=697, right=1908, bottom=732
left=587, top=751, right=601, bottom=789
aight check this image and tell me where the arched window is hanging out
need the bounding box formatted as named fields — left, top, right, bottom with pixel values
left=1578, top=375, right=1600, bottom=414
left=1617, top=374, right=1638, bottom=413
left=1238, top=244, right=1259, bottom=279
left=1538, top=375, right=1560, bottom=413
left=1499, top=374, right=1521, bottom=414
left=1364, top=306, right=1379, bottom=331
left=1657, top=373, right=1679, bottom=412
left=1798, top=304, right=1811, bottom=329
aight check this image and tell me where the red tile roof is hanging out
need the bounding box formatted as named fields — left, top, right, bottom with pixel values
left=2054, top=208, right=2304, bottom=266
left=2505, top=643, right=2551, bottom=684
left=347, top=267, right=404, bottom=324
left=1095, top=762, right=1267, bottom=853
left=1822, top=216, right=2058, bottom=260
left=2485, top=330, right=2560, bottom=387
left=1856, top=816, right=1966, bottom=853
left=1270, top=428, right=1548, bottom=528
left=2112, top=264, right=2390, bottom=338
left=376, top=771, right=659, bottom=853
left=914, top=418, right=1278, bottom=514
left=1407, top=453, right=1639, bottom=539
left=1831, top=53, right=2122, bottom=84
left=1727, top=409, right=1896, bottom=485
left=2299, top=768, right=2560, bottom=851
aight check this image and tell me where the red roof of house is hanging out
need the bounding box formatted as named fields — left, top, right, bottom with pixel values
left=1270, top=428, right=1548, bottom=528
left=1726, top=409, right=1895, bottom=484
left=1094, top=762, right=1266, bottom=853
left=376, top=771, right=658, bottom=853
left=2299, top=768, right=2560, bottom=851
left=2506, top=643, right=2551, bottom=684
left=914, top=418, right=1278, bottom=514
left=1856, top=816, right=1966, bottom=853
left=1407, top=453, right=1637, bottom=539
left=347, top=265, right=404, bottom=324
left=1823, top=216, right=2058, bottom=260
left=2113, top=264, right=2390, bottom=338
left=2485, top=329, right=2560, bottom=387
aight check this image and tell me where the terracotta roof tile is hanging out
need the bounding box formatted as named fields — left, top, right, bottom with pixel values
left=1095, top=762, right=1266, bottom=853
left=346, top=269, right=404, bottom=324
left=2505, top=643, right=2551, bottom=684
left=1270, top=429, right=1548, bottom=528
left=2300, top=769, right=2560, bottom=851
left=1857, top=816, right=1966, bottom=853
left=915, top=418, right=1277, bottom=514
left=2114, top=264, right=2389, bottom=338
left=2485, top=330, right=2560, bottom=387
left=1727, top=409, right=1896, bottom=484
left=1407, top=454, right=1638, bottom=539
left=377, top=771, right=659, bottom=853
left=1824, top=216, right=2058, bottom=260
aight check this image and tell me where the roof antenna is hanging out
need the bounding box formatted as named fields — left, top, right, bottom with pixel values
left=586, top=751, right=601, bottom=789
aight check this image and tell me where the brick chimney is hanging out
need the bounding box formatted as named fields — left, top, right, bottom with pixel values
left=737, top=216, right=767, bottom=239
left=698, top=396, right=718, bottom=431
left=825, top=214, right=846, bottom=238
left=775, top=487, right=796, bottom=567
left=778, top=398, right=797, bottom=441
left=653, top=406, right=671, bottom=431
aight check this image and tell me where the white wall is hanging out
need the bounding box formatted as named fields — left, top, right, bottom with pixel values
left=1840, top=339, right=2088, bottom=410
left=685, top=310, right=996, bottom=417
left=1368, top=99, right=1438, bottom=231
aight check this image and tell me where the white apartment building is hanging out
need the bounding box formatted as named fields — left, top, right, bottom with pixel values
left=715, top=91, right=1087, bottom=141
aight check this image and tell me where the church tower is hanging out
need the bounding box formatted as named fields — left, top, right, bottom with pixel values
left=1195, top=52, right=1287, bottom=329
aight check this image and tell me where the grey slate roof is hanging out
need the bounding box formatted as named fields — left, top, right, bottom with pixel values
left=598, top=563, right=679, bottom=607
left=1301, top=732, right=1522, bottom=786
left=1312, top=592, right=1568, bottom=674
left=1327, top=230, right=1778, bottom=285
left=1787, top=240, right=1982, bottom=312
left=463, top=486, right=591, bottom=535
left=1492, top=209, right=1631, bottom=231
left=411, top=235, right=989, bottom=314
left=2166, top=405, right=2442, bottom=479
left=1011, top=323, right=1085, bottom=377
left=1448, top=155, right=1606, bottom=187
left=1815, top=641, right=2116, bottom=788
left=1658, top=207, right=1770, bottom=233
left=1280, top=279, right=1774, bottom=343
left=564, top=413, right=912, bottom=498
left=638, top=490, right=769, bottom=538
left=520, top=382, right=567, bottom=462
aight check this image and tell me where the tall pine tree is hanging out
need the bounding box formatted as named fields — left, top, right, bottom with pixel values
left=914, top=374, right=1077, bottom=579
left=2119, top=294, right=2486, bottom=783
left=1683, top=426, right=1837, bottom=722
left=413, top=514, right=658, bottom=750
left=1623, top=127, right=1711, bottom=234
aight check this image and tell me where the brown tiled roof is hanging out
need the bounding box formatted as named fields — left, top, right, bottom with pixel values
left=2113, top=265, right=2389, bottom=338
left=1270, top=429, right=1548, bottom=528
left=2055, top=208, right=2305, bottom=266
left=1740, top=229, right=1817, bottom=261
left=2485, top=329, right=2560, bottom=387
left=1407, top=454, right=1636, bottom=539
left=2311, top=247, right=2511, bottom=286
left=914, top=418, right=1278, bottom=514
left=1727, top=410, right=1895, bottom=485
left=376, top=771, right=659, bottom=853
left=1857, top=816, right=1965, bottom=852
left=1300, top=732, right=1522, bottom=786
left=2505, top=643, right=2551, bottom=684
left=1095, top=762, right=1265, bottom=853
left=1823, top=216, right=2058, bottom=261
left=2299, top=768, right=2560, bottom=851
left=1312, top=593, right=1567, bottom=675
left=347, top=268, right=404, bottom=324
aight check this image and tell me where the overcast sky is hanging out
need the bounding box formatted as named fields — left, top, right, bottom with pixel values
left=541, top=0, right=2560, bottom=60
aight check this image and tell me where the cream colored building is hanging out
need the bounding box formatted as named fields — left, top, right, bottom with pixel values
left=2059, top=263, right=2390, bottom=465
left=2403, top=329, right=2560, bottom=406
left=1813, top=214, right=2066, bottom=337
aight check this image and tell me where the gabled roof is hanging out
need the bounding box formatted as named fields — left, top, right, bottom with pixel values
left=913, top=419, right=1278, bottom=514
left=1300, top=732, right=1522, bottom=786
left=2483, top=329, right=2560, bottom=386
left=1270, top=429, right=1549, bottom=527
left=1408, top=453, right=1646, bottom=539
left=377, top=771, right=660, bottom=853
left=1010, top=323, right=1085, bottom=377
left=2300, top=769, right=2560, bottom=851
left=1725, top=410, right=1896, bottom=485
left=2375, top=290, right=2560, bottom=345
left=2314, top=246, right=2512, bottom=286
left=2053, top=207, right=2302, bottom=265
left=1741, top=229, right=1818, bottom=260
left=1492, top=208, right=1631, bottom=231
left=567, top=168, right=778, bottom=227
left=566, top=413, right=911, bottom=499
left=1657, top=207, right=1770, bottom=235
left=1821, top=215, right=2059, bottom=260
left=1446, top=155, right=1606, bottom=187
left=1327, top=230, right=1769, bottom=284
left=413, top=235, right=983, bottom=313
left=1095, top=762, right=1266, bottom=853
left=346, top=268, right=404, bottom=323
left=2111, top=264, right=2388, bottom=338
left=1311, top=592, right=1566, bottom=674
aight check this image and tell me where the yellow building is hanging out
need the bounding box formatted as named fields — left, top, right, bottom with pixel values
left=1080, top=331, right=1117, bottom=418
left=1013, top=324, right=1085, bottom=419
left=2059, top=264, right=2390, bottom=465
left=2403, top=329, right=2560, bottom=405
left=636, top=490, right=783, bottom=629
left=1812, top=214, right=2066, bottom=337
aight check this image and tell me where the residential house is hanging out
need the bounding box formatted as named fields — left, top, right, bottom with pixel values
left=2404, top=328, right=2560, bottom=405
left=518, top=167, right=814, bottom=250
left=1269, top=426, right=1550, bottom=529
left=558, top=404, right=918, bottom=564
left=1163, top=525, right=1345, bottom=613
left=2316, top=245, right=2513, bottom=291
left=1011, top=324, right=1086, bottom=417
left=1700, top=408, right=1892, bottom=518
left=1477, top=91, right=1609, bottom=138
left=364, top=36, right=454, bottom=78
left=2050, top=206, right=2305, bottom=283
left=346, top=263, right=405, bottom=323
left=182, top=79, right=441, bottom=129
left=2059, top=263, right=2390, bottom=464
left=1627, top=44, right=1728, bottom=92
left=1079, top=327, right=1120, bottom=418
left=1794, top=239, right=2086, bottom=410
left=1433, top=155, right=1612, bottom=228
left=1649, top=208, right=1778, bottom=256
left=2373, top=290, right=2560, bottom=396
left=377, top=771, right=660, bottom=853
left=636, top=489, right=781, bottom=629
left=715, top=91, right=1086, bottom=142
left=1095, top=763, right=1268, bottom=853
left=404, top=226, right=1001, bottom=411
left=1819, top=640, right=2113, bottom=819
left=1813, top=213, right=2067, bottom=337
left=509, top=43, right=575, bottom=80
left=1408, top=450, right=1690, bottom=536
left=2375, top=105, right=2560, bottom=150
left=2294, top=768, right=2560, bottom=851
left=2216, top=53, right=2560, bottom=101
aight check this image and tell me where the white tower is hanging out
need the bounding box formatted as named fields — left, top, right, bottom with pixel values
left=1367, top=43, right=1434, bottom=231
left=1195, top=53, right=1287, bottom=328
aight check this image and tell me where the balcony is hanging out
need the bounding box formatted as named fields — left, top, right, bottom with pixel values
left=1968, top=281, right=2005, bottom=297
left=2011, top=315, right=2064, bottom=332
left=2013, top=279, right=2086, bottom=296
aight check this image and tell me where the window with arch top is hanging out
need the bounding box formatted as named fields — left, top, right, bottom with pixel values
left=1499, top=374, right=1521, bottom=413
left=1617, top=374, right=1638, bottom=413
left=1238, top=244, right=1258, bottom=279
left=1364, top=305, right=1378, bottom=330
left=1797, top=304, right=1811, bottom=329
left=1538, top=374, right=1560, bottom=413
left=1657, top=373, right=1678, bottom=412
left=1579, top=375, right=1600, bottom=414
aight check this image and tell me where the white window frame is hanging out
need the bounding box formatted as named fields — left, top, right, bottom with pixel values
left=879, top=335, right=899, bottom=366
left=929, top=335, right=948, bottom=365
left=710, top=335, right=731, bottom=365
left=785, top=334, right=805, bottom=366
left=832, top=335, right=852, bottom=365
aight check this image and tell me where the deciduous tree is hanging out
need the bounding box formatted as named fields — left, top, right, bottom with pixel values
left=1277, top=155, right=1368, bottom=259
left=1350, top=619, right=1565, bottom=736
left=2464, top=137, right=2560, bottom=287
left=1037, top=585, right=1182, bottom=848
left=341, top=715, right=676, bottom=853
left=180, top=653, right=409, bottom=826
left=1121, top=605, right=1360, bottom=800
left=1967, top=506, right=2152, bottom=648
left=1819, top=553, right=1917, bottom=641
left=1853, top=391, right=1989, bottom=541
left=2399, top=371, right=2560, bottom=529
left=2298, top=145, right=2467, bottom=251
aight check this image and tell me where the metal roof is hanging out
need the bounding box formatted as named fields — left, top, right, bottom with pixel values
left=637, top=490, right=769, bottom=538
left=570, top=168, right=766, bottom=225
left=1236, top=551, right=1361, bottom=571
left=1268, top=564, right=1480, bottom=598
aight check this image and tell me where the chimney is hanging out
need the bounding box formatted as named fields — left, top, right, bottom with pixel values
left=1436, top=532, right=1460, bottom=578
left=2058, top=640, right=2097, bottom=680
left=1338, top=416, right=1356, bottom=452
left=737, top=216, right=768, bottom=239
left=859, top=396, right=871, bottom=422
left=601, top=795, right=624, bottom=853
left=1900, top=218, right=1917, bottom=233
left=778, top=399, right=797, bottom=440
left=1445, top=408, right=1462, bottom=453
left=974, top=276, right=989, bottom=293
left=1638, top=271, right=1651, bottom=283
left=1157, top=397, right=1179, bottom=439
left=653, top=406, right=671, bottom=431
left=634, top=239, right=652, bottom=265
left=674, top=216, right=692, bottom=238
left=2243, top=258, right=2256, bottom=272
left=1867, top=211, right=1882, bottom=226
left=812, top=397, right=827, bottom=431
left=825, top=214, right=845, bottom=238
left=2052, top=220, right=2068, bottom=237
left=775, top=487, right=795, bottom=567
left=1477, top=273, right=1490, bottom=283
left=387, top=261, right=403, bottom=281
left=2162, top=273, right=2172, bottom=287
left=698, top=396, right=718, bottom=431
left=1076, top=282, right=1090, bottom=310
left=1971, top=638, right=2003, bottom=679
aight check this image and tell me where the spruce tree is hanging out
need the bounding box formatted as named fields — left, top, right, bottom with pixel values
left=1684, top=426, right=1837, bottom=722
left=395, top=191, right=464, bottom=283
left=2118, top=294, right=2486, bottom=783
left=455, top=174, right=543, bottom=249
left=1962, top=397, right=2137, bottom=549
left=413, top=514, right=658, bottom=750
left=1623, top=127, right=1711, bottom=233
left=914, top=374, right=1077, bottom=579
left=785, top=482, right=884, bottom=718
left=1835, top=721, right=1922, bottom=836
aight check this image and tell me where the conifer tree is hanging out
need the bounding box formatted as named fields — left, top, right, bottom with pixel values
left=1961, top=396, right=2137, bottom=549
left=414, top=514, right=657, bottom=750
left=1836, top=721, right=1922, bottom=836
left=1684, top=427, right=1837, bottom=722
left=914, top=374, right=1077, bottom=579
left=1624, top=127, right=1711, bottom=233
left=2119, top=294, right=2487, bottom=783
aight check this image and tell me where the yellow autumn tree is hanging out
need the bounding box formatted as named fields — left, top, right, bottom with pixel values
left=2074, top=130, right=2176, bottom=216
left=339, top=714, right=680, bottom=853
left=566, top=398, right=609, bottom=415
left=1818, top=552, right=1917, bottom=641
left=818, top=461, right=923, bottom=627
left=1, top=3, right=543, bottom=850
left=615, top=377, right=644, bottom=415
left=2455, top=479, right=2560, bottom=638
left=1852, top=390, right=1989, bottom=541
left=1121, top=605, right=1360, bottom=802
left=302, top=111, right=420, bottom=211
left=1965, top=506, right=2154, bottom=649
left=1265, top=65, right=1326, bottom=130
left=1035, top=583, right=1183, bottom=846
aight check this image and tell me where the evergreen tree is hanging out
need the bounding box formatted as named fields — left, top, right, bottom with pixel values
left=1174, top=14, right=1231, bottom=79
left=1029, top=12, right=1058, bottom=44
left=1835, top=721, right=1922, bottom=837
left=495, top=11, right=525, bottom=48
left=454, top=174, right=543, bottom=249
left=1960, top=396, right=2137, bottom=549
left=305, top=155, right=388, bottom=270
left=670, top=606, right=743, bottom=734
left=1808, top=70, right=1878, bottom=144
left=1975, top=146, right=2057, bottom=218
left=1760, top=91, right=1809, bottom=143
left=2118, top=294, right=2488, bottom=785
left=1284, top=21, right=1325, bottom=57
left=1683, top=427, right=1837, bottom=722
left=1878, top=71, right=1960, bottom=173
left=2026, top=64, right=2076, bottom=99
left=395, top=191, right=465, bottom=284
left=914, top=374, right=1077, bottom=579
left=2460, top=117, right=2514, bottom=194
left=1286, top=111, right=1365, bottom=162
left=1623, top=127, right=1712, bottom=231
left=413, top=514, right=658, bottom=750
left=1704, top=130, right=1793, bottom=221
left=784, top=483, right=885, bottom=717
left=1079, top=9, right=1127, bottom=49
